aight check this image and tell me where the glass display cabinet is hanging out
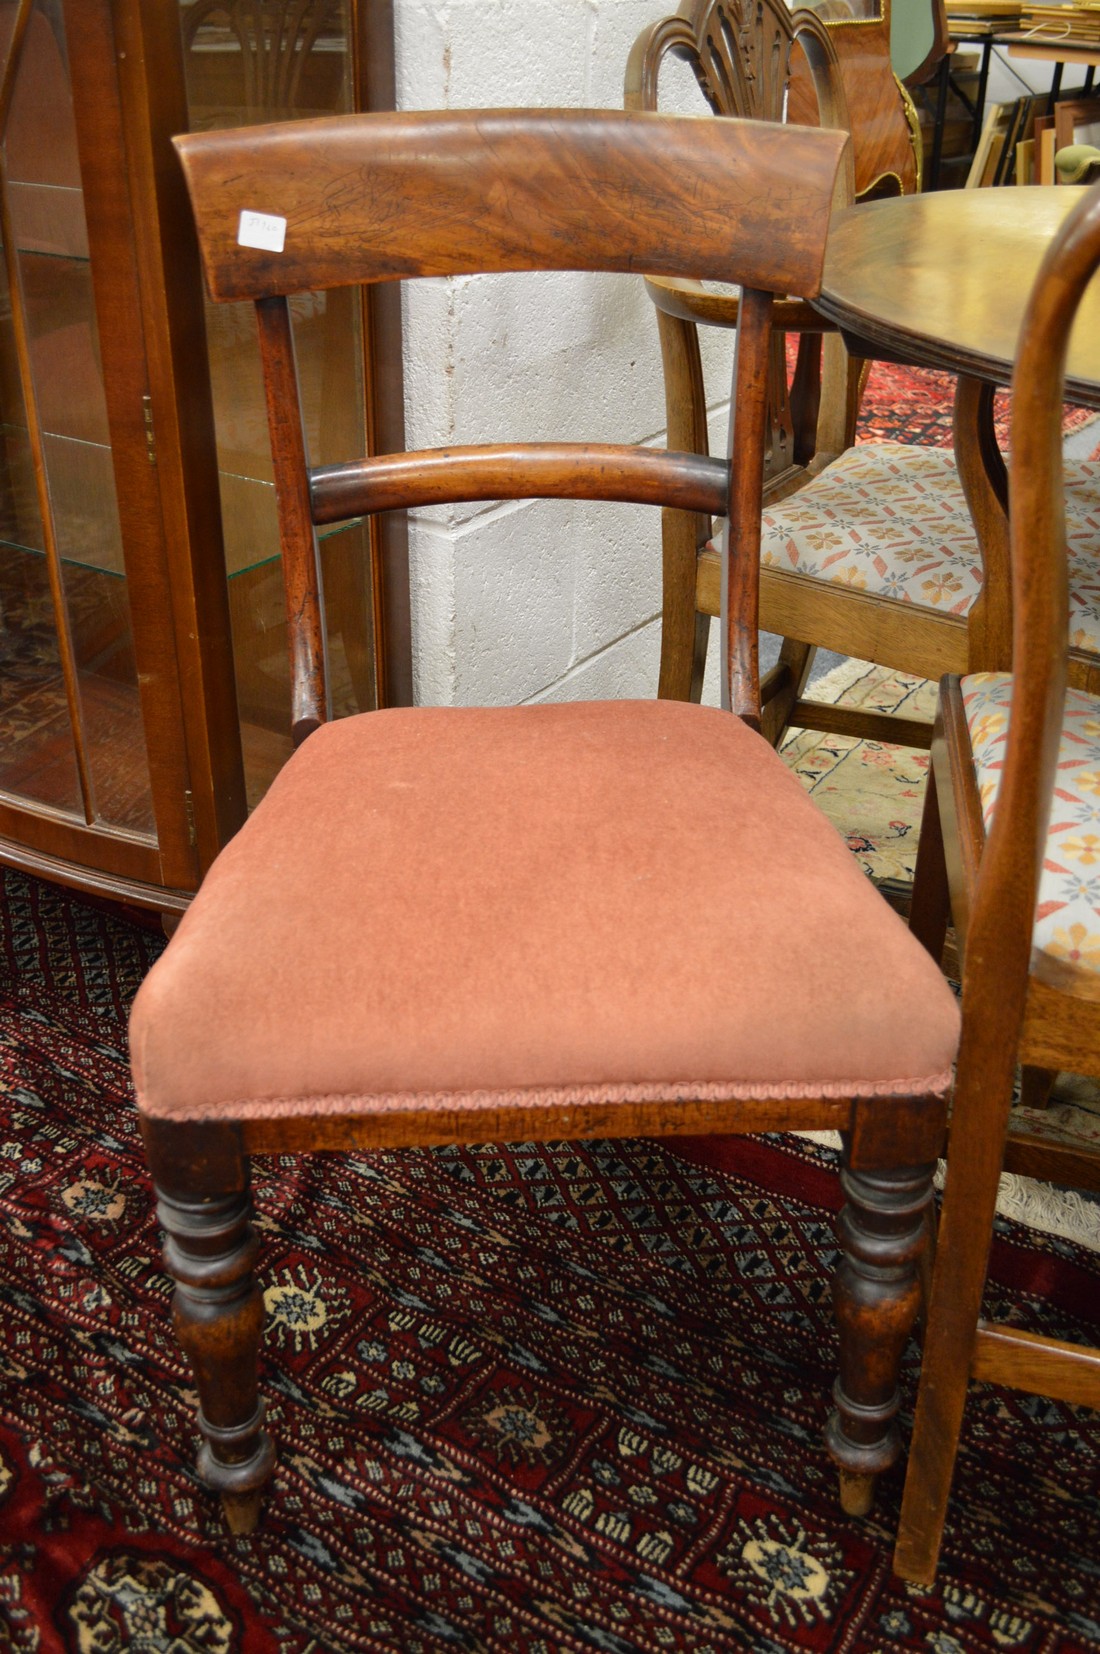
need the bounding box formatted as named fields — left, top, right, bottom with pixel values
left=0, top=0, right=408, bottom=915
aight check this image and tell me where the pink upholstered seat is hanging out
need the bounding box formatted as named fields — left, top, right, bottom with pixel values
left=131, top=699, right=958, bottom=1123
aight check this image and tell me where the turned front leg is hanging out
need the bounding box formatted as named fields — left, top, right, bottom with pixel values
left=144, top=1120, right=275, bottom=1534
left=826, top=1157, right=936, bottom=1517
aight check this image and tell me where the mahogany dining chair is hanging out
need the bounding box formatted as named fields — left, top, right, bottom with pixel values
left=130, top=108, right=959, bottom=1535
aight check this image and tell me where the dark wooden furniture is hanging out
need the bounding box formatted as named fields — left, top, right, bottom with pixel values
left=892, top=179, right=1100, bottom=1587
left=0, top=0, right=408, bottom=919
left=130, top=107, right=960, bottom=1536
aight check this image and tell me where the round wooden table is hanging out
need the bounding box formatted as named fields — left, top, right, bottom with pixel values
left=817, top=186, right=1100, bottom=405
left=813, top=185, right=1100, bottom=671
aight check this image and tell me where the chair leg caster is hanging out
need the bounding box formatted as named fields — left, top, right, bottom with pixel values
left=838, top=1467, right=875, bottom=1517
left=198, top=1428, right=276, bottom=1533
left=222, top=1490, right=264, bottom=1536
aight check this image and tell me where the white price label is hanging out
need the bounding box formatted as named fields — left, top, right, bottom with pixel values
left=237, top=210, right=287, bottom=253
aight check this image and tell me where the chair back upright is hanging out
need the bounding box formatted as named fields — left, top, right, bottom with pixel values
left=626, top=0, right=918, bottom=499
left=173, top=109, right=848, bottom=733
left=966, top=184, right=1100, bottom=1062
left=892, top=177, right=1100, bottom=1592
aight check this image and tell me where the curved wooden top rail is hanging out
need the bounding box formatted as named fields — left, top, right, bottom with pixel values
left=641, top=278, right=823, bottom=332
left=173, top=108, right=848, bottom=303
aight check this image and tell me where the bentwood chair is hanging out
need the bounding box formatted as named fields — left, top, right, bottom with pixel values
left=130, top=109, right=960, bottom=1535
left=893, top=181, right=1100, bottom=1586
left=628, top=0, right=1100, bottom=745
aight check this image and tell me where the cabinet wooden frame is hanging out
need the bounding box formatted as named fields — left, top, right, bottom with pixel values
left=0, top=0, right=410, bottom=915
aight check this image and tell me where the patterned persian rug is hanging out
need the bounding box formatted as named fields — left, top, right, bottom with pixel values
left=0, top=862, right=1098, bottom=1652
left=856, top=360, right=1097, bottom=452
left=781, top=659, right=937, bottom=890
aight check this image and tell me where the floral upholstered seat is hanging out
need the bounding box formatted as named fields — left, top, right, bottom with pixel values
left=962, top=671, right=1100, bottom=970
left=760, top=443, right=1100, bottom=651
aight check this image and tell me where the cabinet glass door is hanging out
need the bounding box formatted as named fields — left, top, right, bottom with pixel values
left=179, top=0, right=380, bottom=810
left=0, top=0, right=156, bottom=834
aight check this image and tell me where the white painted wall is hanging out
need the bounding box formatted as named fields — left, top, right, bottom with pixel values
left=392, top=0, right=732, bottom=708
left=984, top=44, right=1056, bottom=108
left=389, top=10, right=1071, bottom=711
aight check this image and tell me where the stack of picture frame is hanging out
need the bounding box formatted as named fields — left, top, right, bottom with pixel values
left=966, top=91, right=1100, bottom=184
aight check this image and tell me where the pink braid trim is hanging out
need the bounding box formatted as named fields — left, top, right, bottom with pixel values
left=137, top=1066, right=954, bottom=1122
